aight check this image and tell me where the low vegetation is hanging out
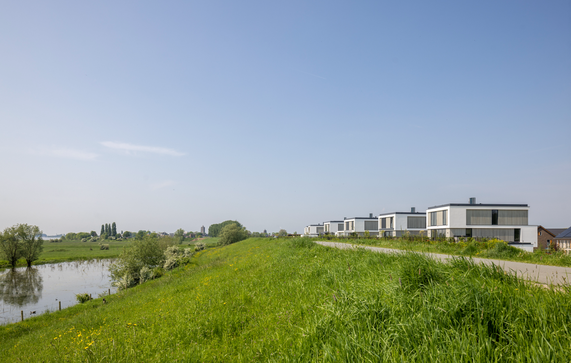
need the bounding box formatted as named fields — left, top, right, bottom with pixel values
left=318, top=235, right=571, bottom=267
left=1, top=238, right=569, bottom=362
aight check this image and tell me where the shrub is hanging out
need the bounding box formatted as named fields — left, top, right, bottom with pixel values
left=219, top=223, right=249, bottom=246
left=76, top=293, right=90, bottom=303
left=194, top=242, right=205, bottom=251
left=100, top=244, right=110, bottom=250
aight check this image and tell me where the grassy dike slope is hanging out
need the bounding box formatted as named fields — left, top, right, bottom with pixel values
left=1, top=238, right=570, bottom=362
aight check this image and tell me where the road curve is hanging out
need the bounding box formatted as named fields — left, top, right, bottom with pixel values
left=316, top=241, right=571, bottom=286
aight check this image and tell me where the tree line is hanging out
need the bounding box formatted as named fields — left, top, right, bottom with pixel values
left=0, top=224, right=44, bottom=268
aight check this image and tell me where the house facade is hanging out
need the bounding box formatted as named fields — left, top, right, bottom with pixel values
left=378, top=208, right=426, bottom=237
left=323, top=221, right=344, bottom=235
left=336, top=214, right=378, bottom=237
left=303, top=224, right=324, bottom=237
left=536, top=226, right=566, bottom=251
left=426, top=198, right=537, bottom=251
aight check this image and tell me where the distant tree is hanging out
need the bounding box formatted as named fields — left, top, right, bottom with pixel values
left=91, top=231, right=98, bottom=237
left=0, top=227, right=21, bottom=268
left=136, top=230, right=146, bottom=240
left=112, top=222, right=117, bottom=237
left=219, top=223, right=248, bottom=246
left=76, top=232, right=91, bottom=240
left=208, top=220, right=243, bottom=237
left=174, top=229, right=185, bottom=244
left=123, top=231, right=132, bottom=238
left=101, top=225, right=105, bottom=237
left=277, top=229, right=288, bottom=237
left=64, top=232, right=77, bottom=240
left=16, top=224, right=44, bottom=267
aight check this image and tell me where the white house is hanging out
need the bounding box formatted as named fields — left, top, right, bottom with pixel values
left=426, top=198, right=537, bottom=251
left=336, top=214, right=379, bottom=237
left=378, top=207, right=426, bottom=237
left=303, top=224, right=324, bottom=237
left=323, top=221, right=344, bottom=235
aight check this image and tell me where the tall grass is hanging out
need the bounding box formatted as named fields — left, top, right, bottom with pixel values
left=0, top=238, right=569, bottom=362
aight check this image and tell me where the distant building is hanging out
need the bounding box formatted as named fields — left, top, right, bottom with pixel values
left=536, top=226, right=566, bottom=251
left=337, top=214, right=378, bottom=237
left=554, top=227, right=571, bottom=254
left=378, top=207, right=426, bottom=237
left=324, top=221, right=344, bottom=235
left=200, top=226, right=205, bottom=234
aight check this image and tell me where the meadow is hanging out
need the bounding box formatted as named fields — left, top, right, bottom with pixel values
left=1, top=237, right=569, bottom=362
left=318, top=236, right=571, bottom=267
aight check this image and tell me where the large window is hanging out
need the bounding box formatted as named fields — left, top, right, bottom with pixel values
left=364, top=221, right=378, bottom=231
left=407, top=216, right=426, bottom=229
left=338, top=223, right=344, bottom=231
left=428, top=211, right=447, bottom=226
left=381, top=218, right=386, bottom=229
left=492, top=210, right=499, bottom=225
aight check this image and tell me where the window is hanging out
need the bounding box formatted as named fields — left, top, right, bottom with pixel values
left=407, top=217, right=426, bottom=229
left=381, top=218, right=386, bottom=229
left=390, top=217, right=394, bottom=228
left=364, top=221, right=377, bottom=230
left=466, top=228, right=472, bottom=237
left=338, top=223, right=344, bottom=231
left=492, top=210, right=498, bottom=225
left=514, top=229, right=520, bottom=242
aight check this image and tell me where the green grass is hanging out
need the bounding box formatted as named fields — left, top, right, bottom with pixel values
left=0, top=239, right=131, bottom=269
left=319, top=236, right=571, bottom=267
left=1, top=237, right=569, bottom=362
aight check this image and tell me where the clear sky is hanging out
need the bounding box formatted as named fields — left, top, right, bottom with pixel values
left=1, top=1, right=570, bottom=235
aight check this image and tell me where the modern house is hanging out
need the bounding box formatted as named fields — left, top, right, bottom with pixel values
left=425, top=198, right=537, bottom=251
left=378, top=207, right=426, bottom=237
left=336, top=214, right=378, bottom=237
left=303, top=224, right=324, bottom=237
left=554, top=227, right=571, bottom=254
left=323, top=221, right=345, bottom=235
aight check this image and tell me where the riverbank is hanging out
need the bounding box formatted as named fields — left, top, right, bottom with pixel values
left=1, top=237, right=569, bottom=361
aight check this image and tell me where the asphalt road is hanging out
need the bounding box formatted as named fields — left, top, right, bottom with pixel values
left=316, top=241, right=571, bottom=285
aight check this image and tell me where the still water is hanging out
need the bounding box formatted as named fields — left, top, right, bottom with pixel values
left=0, top=259, right=117, bottom=325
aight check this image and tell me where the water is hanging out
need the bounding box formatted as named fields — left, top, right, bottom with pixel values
left=0, top=259, right=117, bottom=325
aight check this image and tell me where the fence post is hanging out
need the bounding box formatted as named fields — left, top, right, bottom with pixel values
left=21, top=311, right=23, bottom=322
left=108, top=288, right=110, bottom=295
left=59, top=301, right=61, bottom=311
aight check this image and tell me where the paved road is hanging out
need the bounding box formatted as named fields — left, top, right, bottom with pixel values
left=316, top=241, right=571, bottom=285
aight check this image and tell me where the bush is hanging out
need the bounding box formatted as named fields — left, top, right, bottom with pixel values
left=194, top=242, right=205, bottom=251
left=219, top=223, right=249, bottom=246
left=110, top=236, right=166, bottom=289
left=100, top=244, right=110, bottom=250
left=76, top=293, right=90, bottom=303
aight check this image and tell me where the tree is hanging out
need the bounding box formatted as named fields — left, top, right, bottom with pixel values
left=174, top=229, right=185, bottom=244
left=101, top=225, right=105, bottom=237
left=112, top=222, right=117, bottom=237
left=277, top=229, right=288, bottom=237
left=136, top=230, right=146, bottom=240
left=0, top=227, right=21, bottom=268
left=123, top=231, right=132, bottom=238
left=16, top=224, right=44, bottom=267
left=208, top=220, right=243, bottom=237
left=219, top=223, right=248, bottom=246
left=91, top=231, right=98, bottom=237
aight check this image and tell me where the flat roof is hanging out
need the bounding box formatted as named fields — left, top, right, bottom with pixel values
left=428, top=203, right=529, bottom=209
left=344, top=217, right=378, bottom=220
left=377, top=212, right=426, bottom=217
left=324, top=221, right=344, bottom=223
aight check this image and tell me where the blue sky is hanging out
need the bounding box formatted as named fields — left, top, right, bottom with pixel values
left=1, top=1, right=570, bottom=234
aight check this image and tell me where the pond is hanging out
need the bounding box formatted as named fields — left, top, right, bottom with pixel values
left=0, top=259, right=117, bottom=325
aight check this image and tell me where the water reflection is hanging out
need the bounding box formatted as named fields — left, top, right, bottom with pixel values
left=0, top=268, right=43, bottom=307
left=0, top=259, right=116, bottom=325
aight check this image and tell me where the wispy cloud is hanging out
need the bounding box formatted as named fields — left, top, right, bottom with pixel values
left=33, top=147, right=98, bottom=161
left=150, top=180, right=177, bottom=190
left=101, top=141, right=185, bottom=156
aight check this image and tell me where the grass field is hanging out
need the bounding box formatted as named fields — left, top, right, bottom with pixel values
left=317, top=236, right=571, bottom=267
left=1, top=237, right=569, bottom=362
left=0, top=237, right=221, bottom=269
